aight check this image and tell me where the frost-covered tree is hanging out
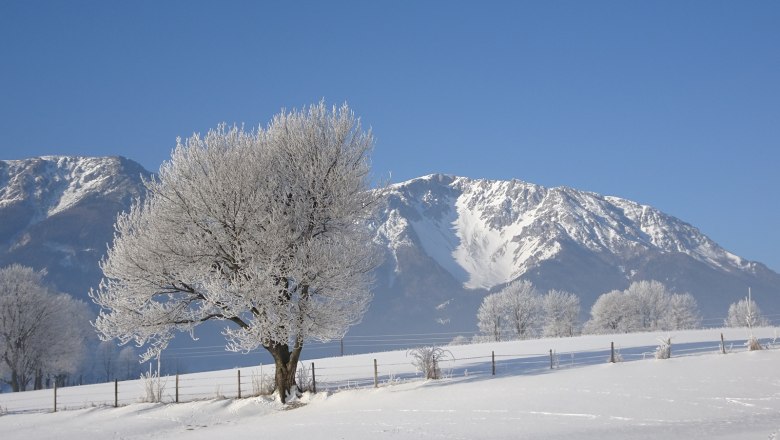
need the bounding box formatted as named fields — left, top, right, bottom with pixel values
left=585, top=281, right=701, bottom=334
left=91, top=102, right=378, bottom=403
left=0, top=264, right=90, bottom=391
left=663, top=293, right=701, bottom=330
left=725, top=298, right=768, bottom=328
left=584, top=290, right=628, bottom=334
left=476, top=292, right=505, bottom=342
left=542, top=289, right=580, bottom=337
left=476, top=280, right=542, bottom=341
left=624, top=280, right=670, bottom=331
left=500, top=280, right=541, bottom=340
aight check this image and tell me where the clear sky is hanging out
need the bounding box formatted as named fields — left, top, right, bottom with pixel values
left=1, top=1, right=778, bottom=272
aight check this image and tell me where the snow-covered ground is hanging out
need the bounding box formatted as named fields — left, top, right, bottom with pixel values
left=1, top=327, right=779, bottom=439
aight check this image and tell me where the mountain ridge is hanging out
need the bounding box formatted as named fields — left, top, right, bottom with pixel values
left=366, top=173, right=778, bottom=331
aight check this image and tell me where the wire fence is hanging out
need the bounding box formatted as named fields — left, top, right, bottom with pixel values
left=1, top=330, right=776, bottom=415
left=152, top=313, right=780, bottom=362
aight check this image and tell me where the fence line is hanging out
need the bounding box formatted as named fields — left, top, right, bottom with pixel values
left=0, top=333, right=776, bottom=415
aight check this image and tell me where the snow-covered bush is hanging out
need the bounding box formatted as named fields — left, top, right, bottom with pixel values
left=655, top=337, right=672, bottom=360
left=140, top=371, right=166, bottom=403
left=746, top=335, right=763, bottom=351
left=408, top=346, right=452, bottom=380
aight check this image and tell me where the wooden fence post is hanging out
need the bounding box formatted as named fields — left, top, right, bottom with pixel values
left=175, top=373, right=179, bottom=403
left=53, top=382, right=57, bottom=413
left=550, top=349, right=554, bottom=369
left=610, top=342, right=615, bottom=363
left=721, top=333, right=726, bottom=355
left=237, top=370, right=241, bottom=399
left=373, top=359, right=378, bottom=388
left=114, top=379, right=118, bottom=408
left=311, top=362, right=316, bottom=393
left=491, top=351, right=495, bottom=376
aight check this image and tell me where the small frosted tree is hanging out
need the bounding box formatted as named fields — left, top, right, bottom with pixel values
left=0, top=265, right=90, bottom=391
left=664, top=293, right=701, bottom=330
left=91, top=102, right=379, bottom=403
left=584, top=290, right=628, bottom=334
left=725, top=298, right=767, bottom=328
left=500, top=280, right=541, bottom=340
left=477, top=292, right=505, bottom=342
left=624, top=280, right=670, bottom=331
left=542, top=289, right=580, bottom=337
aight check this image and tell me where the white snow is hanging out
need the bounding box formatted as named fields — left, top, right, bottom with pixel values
left=2, top=327, right=779, bottom=439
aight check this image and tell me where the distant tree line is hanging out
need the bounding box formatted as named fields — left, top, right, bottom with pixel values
left=476, top=278, right=769, bottom=341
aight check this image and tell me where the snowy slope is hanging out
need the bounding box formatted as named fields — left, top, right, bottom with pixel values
left=1, top=327, right=779, bottom=439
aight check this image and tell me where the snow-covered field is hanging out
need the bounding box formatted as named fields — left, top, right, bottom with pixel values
left=1, top=327, right=779, bottom=439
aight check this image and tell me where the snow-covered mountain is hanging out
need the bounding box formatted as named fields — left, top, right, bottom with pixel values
left=1, top=159, right=777, bottom=339
left=0, top=156, right=150, bottom=299
left=366, top=174, right=780, bottom=333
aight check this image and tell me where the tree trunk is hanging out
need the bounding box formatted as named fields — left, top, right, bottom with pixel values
left=34, top=370, right=43, bottom=390
left=266, top=342, right=304, bottom=404
left=11, top=370, right=20, bottom=392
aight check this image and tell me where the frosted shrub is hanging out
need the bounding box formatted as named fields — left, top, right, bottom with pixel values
left=448, top=335, right=470, bottom=346
left=296, top=363, right=314, bottom=393
left=251, top=371, right=275, bottom=396
left=408, top=346, right=452, bottom=380
left=655, top=337, right=672, bottom=360
left=140, top=371, right=166, bottom=403
left=746, top=335, right=763, bottom=351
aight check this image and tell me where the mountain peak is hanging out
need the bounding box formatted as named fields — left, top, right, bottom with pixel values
left=371, top=173, right=777, bottom=325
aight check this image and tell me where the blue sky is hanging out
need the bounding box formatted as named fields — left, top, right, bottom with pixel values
left=1, top=1, right=778, bottom=272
